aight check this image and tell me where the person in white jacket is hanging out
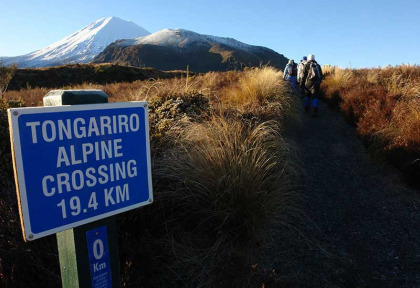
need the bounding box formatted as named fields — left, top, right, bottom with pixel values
left=297, top=56, right=307, bottom=95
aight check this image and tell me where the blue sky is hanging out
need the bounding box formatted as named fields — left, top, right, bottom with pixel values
left=0, top=0, right=418, bottom=68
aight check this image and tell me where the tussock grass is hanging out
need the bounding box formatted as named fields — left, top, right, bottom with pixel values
left=154, top=117, right=300, bottom=286
left=1, top=67, right=302, bottom=286
left=226, top=67, right=284, bottom=106
left=217, top=67, right=300, bottom=129
left=321, top=67, right=354, bottom=108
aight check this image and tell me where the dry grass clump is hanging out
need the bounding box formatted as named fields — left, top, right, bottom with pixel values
left=221, top=67, right=299, bottom=124
left=321, top=67, right=354, bottom=108
left=321, top=65, right=420, bottom=185
left=321, top=65, right=336, bottom=77
left=226, top=67, right=283, bottom=105
left=151, top=117, right=300, bottom=286
left=377, top=95, right=420, bottom=150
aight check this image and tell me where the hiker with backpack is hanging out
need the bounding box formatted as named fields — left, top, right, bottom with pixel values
left=297, top=56, right=307, bottom=95
left=302, top=54, right=323, bottom=116
left=283, top=59, right=298, bottom=93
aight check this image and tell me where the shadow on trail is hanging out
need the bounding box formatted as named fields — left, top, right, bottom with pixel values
left=265, top=99, right=420, bottom=287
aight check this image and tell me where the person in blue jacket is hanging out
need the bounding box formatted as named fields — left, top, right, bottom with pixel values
left=283, top=59, right=298, bottom=92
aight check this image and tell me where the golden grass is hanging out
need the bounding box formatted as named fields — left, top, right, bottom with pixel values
left=220, top=67, right=300, bottom=124
left=1, top=67, right=302, bottom=286
left=321, top=65, right=420, bottom=182
left=376, top=94, right=420, bottom=152
left=4, top=67, right=298, bottom=121
left=153, top=116, right=300, bottom=286
left=226, top=67, right=283, bottom=104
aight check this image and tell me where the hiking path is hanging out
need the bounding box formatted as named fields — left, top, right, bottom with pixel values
left=268, top=100, right=420, bottom=287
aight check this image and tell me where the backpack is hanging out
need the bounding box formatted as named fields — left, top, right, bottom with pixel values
left=306, top=62, right=321, bottom=83
left=287, top=64, right=297, bottom=77
left=297, top=62, right=306, bottom=81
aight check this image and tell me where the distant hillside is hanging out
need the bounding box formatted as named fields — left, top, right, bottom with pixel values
left=8, top=64, right=189, bottom=90
left=93, top=29, right=288, bottom=72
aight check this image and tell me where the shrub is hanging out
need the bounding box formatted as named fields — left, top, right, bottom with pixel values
left=5, top=87, right=52, bottom=107
left=148, top=91, right=210, bottom=145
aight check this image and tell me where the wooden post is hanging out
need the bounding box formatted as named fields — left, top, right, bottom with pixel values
left=44, top=90, right=120, bottom=288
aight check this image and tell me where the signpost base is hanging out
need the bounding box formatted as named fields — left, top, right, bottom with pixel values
left=57, top=217, right=120, bottom=288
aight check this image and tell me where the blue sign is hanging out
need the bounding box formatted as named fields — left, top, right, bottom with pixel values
left=87, top=226, right=112, bottom=288
left=8, top=102, right=153, bottom=241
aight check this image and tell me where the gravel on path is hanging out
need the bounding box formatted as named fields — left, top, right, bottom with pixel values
left=257, top=100, right=420, bottom=287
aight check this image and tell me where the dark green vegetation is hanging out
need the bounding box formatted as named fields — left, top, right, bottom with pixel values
left=8, top=63, right=189, bottom=91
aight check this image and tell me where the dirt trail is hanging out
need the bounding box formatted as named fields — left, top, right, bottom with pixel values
left=274, top=100, right=420, bottom=287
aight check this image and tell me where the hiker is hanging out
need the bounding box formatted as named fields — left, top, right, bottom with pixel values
left=297, top=56, right=307, bottom=95
left=302, top=54, right=323, bottom=116
left=283, top=59, right=298, bottom=92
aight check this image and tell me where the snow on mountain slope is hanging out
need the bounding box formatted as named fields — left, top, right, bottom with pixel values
left=94, top=28, right=288, bottom=72
left=4, top=17, right=150, bottom=68
left=119, top=29, right=255, bottom=52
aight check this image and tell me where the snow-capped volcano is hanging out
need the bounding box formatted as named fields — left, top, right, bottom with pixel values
left=4, top=17, right=150, bottom=68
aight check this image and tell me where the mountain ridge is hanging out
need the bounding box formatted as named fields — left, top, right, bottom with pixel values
left=1, top=17, right=288, bottom=72
left=93, top=28, right=288, bottom=72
